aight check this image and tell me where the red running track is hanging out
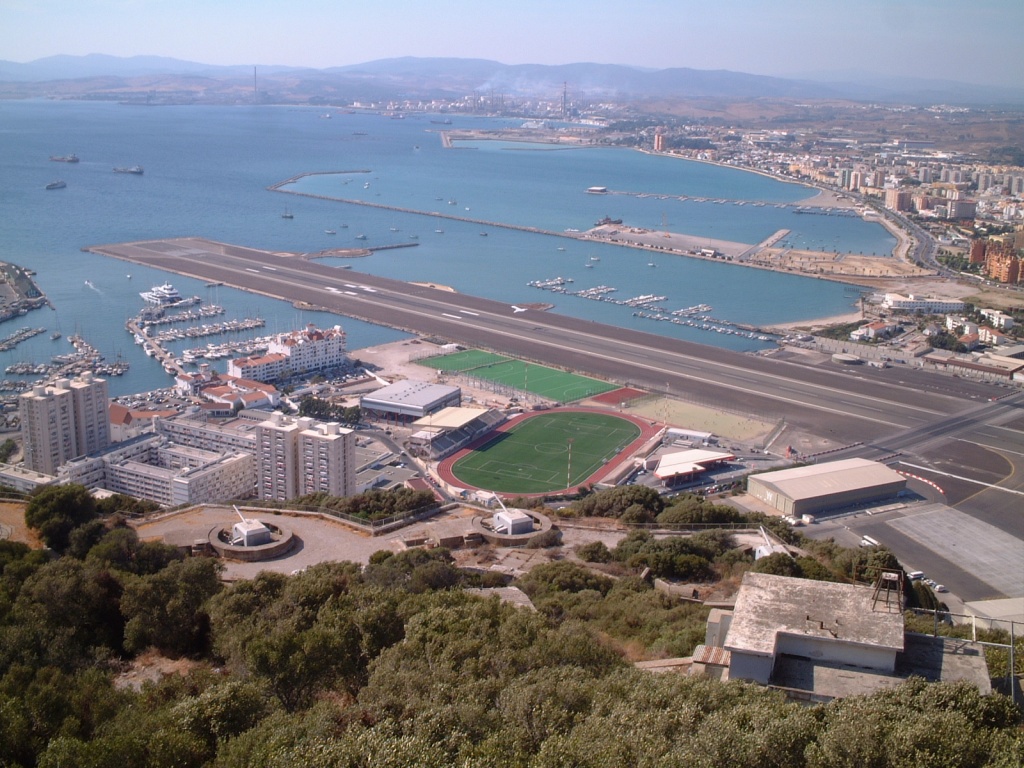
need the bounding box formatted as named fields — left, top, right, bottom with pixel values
left=436, top=406, right=662, bottom=498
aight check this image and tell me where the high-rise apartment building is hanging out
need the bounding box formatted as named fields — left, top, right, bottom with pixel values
left=256, top=413, right=355, bottom=501
left=19, top=372, right=110, bottom=475
left=299, top=421, right=355, bottom=498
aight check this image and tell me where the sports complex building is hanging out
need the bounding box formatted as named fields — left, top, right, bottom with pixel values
left=360, top=380, right=462, bottom=423
left=746, top=458, right=907, bottom=516
left=408, top=406, right=507, bottom=460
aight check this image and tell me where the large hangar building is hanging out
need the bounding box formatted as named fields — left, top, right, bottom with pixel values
left=747, top=458, right=907, bottom=516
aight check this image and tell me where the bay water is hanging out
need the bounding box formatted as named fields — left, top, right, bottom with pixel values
left=0, top=101, right=893, bottom=396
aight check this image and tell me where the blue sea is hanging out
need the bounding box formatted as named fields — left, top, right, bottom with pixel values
left=0, top=101, right=893, bottom=396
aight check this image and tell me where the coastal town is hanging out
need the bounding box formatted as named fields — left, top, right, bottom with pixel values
left=3, top=0, right=1024, bottom=753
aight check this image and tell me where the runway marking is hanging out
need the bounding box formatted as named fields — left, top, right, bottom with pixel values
left=898, top=461, right=1024, bottom=498
left=245, top=268, right=260, bottom=273
left=344, top=291, right=357, bottom=296
left=442, top=313, right=462, bottom=320
left=264, top=266, right=277, bottom=271
left=460, top=310, right=479, bottom=316
left=93, top=239, right=969, bottom=430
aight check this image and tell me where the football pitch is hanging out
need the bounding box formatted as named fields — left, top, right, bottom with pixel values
left=450, top=411, right=641, bottom=494
left=418, top=350, right=617, bottom=402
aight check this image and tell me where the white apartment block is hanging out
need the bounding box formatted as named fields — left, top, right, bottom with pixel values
left=257, top=413, right=355, bottom=501
left=20, top=373, right=110, bottom=475
left=58, top=434, right=255, bottom=507
left=882, top=293, right=966, bottom=314
left=229, top=324, right=347, bottom=382
left=299, top=421, right=355, bottom=498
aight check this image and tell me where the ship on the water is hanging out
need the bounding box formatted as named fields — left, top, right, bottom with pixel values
left=595, top=216, right=622, bottom=226
left=113, top=166, right=144, bottom=174
left=49, top=154, right=79, bottom=163
left=139, top=283, right=199, bottom=307
left=45, top=180, right=66, bottom=190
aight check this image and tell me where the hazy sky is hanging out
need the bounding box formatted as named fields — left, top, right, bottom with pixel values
left=3, top=0, right=1022, bottom=87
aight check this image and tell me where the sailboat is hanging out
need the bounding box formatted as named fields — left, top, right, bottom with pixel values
left=281, top=207, right=294, bottom=219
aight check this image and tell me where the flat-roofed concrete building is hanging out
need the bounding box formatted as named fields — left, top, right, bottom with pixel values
left=58, top=434, right=255, bottom=507
left=695, top=572, right=991, bottom=701
left=746, top=458, right=906, bottom=516
left=257, top=413, right=356, bottom=501
left=20, top=373, right=110, bottom=475
left=361, top=380, right=461, bottom=423
left=298, top=420, right=355, bottom=498
left=723, top=573, right=905, bottom=685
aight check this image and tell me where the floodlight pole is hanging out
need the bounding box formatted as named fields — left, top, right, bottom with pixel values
left=567, top=438, right=574, bottom=489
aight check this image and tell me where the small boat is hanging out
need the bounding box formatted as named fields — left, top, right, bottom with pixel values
left=648, top=262, right=657, bottom=267
left=339, top=223, right=348, bottom=228
left=409, top=234, right=419, bottom=240
left=84, top=279, right=93, bottom=287
left=126, top=274, right=131, bottom=279
left=355, top=234, right=367, bottom=240
left=45, top=180, right=66, bottom=190
left=50, top=154, right=79, bottom=163
left=325, top=229, right=336, bottom=235
left=557, top=247, right=565, bottom=251
left=479, top=232, right=488, bottom=237
left=585, top=263, right=594, bottom=268
left=390, top=226, right=400, bottom=232
left=435, top=229, right=444, bottom=234
left=50, top=331, right=62, bottom=341
left=281, top=208, right=294, bottom=219
left=113, top=165, right=144, bottom=174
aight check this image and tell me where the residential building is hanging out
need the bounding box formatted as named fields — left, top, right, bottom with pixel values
left=256, top=413, right=355, bottom=501
left=229, top=323, right=348, bottom=382
left=20, top=373, right=110, bottom=475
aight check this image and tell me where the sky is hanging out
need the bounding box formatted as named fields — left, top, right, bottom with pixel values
left=2, top=0, right=1023, bottom=88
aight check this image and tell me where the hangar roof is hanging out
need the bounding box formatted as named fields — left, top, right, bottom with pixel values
left=748, top=458, right=905, bottom=501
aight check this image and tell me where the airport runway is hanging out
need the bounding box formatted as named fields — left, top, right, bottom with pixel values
left=88, top=237, right=1010, bottom=448
left=90, top=237, right=1024, bottom=603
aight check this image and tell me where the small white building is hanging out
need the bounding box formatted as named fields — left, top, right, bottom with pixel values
left=493, top=509, right=534, bottom=535
left=232, top=519, right=271, bottom=546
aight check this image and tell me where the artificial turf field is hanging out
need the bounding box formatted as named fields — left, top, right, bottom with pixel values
left=450, top=411, right=641, bottom=494
left=418, top=350, right=617, bottom=402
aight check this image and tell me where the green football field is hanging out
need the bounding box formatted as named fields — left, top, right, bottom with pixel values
left=418, top=349, right=617, bottom=403
left=451, top=411, right=641, bottom=494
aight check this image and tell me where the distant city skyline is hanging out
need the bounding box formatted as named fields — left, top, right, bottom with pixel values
left=2, top=0, right=1022, bottom=89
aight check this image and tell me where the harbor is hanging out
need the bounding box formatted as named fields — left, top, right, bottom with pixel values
left=527, top=277, right=774, bottom=340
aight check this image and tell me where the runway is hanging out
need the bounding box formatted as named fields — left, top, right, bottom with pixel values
left=87, top=237, right=1011, bottom=450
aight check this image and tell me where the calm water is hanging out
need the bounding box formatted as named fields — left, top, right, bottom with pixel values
left=0, top=101, right=892, bottom=395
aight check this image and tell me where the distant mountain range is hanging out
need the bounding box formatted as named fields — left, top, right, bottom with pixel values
left=2, top=54, right=1023, bottom=106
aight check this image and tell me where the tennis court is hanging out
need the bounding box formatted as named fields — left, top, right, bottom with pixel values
left=418, top=349, right=617, bottom=403
left=450, top=410, right=641, bottom=494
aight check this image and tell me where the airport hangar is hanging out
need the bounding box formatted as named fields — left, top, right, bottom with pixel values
left=747, top=458, right=908, bottom=517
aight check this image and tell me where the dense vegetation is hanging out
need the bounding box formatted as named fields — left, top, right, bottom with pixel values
left=297, top=396, right=361, bottom=425
left=0, top=484, right=1019, bottom=766
left=290, top=487, right=437, bottom=521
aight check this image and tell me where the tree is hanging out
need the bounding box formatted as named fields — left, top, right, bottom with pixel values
left=25, top=484, right=98, bottom=553
left=121, top=558, right=223, bottom=657
left=753, top=552, right=801, bottom=577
